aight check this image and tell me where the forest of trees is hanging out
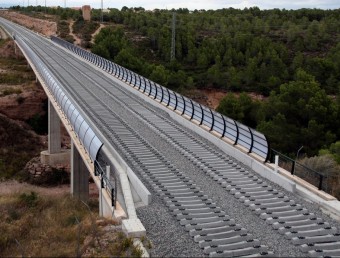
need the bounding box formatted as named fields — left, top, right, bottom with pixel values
left=91, top=7, right=340, bottom=93
left=10, top=6, right=340, bottom=163
left=90, top=7, right=340, bottom=160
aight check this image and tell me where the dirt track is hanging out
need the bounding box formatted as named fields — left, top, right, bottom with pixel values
left=0, top=10, right=57, bottom=36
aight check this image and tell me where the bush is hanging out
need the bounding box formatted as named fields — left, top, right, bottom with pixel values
left=26, top=113, right=48, bottom=135
left=16, top=96, right=25, bottom=104
left=64, top=35, right=75, bottom=43
left=19, top=191, right=38, bottom=208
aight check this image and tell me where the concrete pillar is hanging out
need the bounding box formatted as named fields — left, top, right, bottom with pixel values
left=41, top=100, right=69, bottom=166
left=48, top=100, right=61, bottom=154
left=274, top=155, right=279, bottom=173
left=71, top=141, right=89, bottom=201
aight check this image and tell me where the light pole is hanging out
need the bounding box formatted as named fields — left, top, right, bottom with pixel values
left=101, top=0, right=103, bottom=23
left=292, top=145, right=303, bottom=175
left=296, top=146, right=304, bottom=161
left=292, top=146, right=303, bottom=175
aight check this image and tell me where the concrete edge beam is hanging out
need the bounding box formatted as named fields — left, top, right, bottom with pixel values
left=126, top=165, right=152, bottom=206
left=101, top=145, right=151, bottom=207
left=102, top=145, right=150, bottom=220
left=122, top=218, right=146, bottom=238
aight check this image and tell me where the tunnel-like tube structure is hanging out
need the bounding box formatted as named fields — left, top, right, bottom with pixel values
left=17, top=36, right=103, bottom=162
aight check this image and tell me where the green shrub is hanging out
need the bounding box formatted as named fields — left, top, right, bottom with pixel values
left=16, top=96, right=25, bottom=104
left=19, top=191, right=38, bottom=208
left=64, top=35, right=75, bottom=43
left=26, top=113, right=48, bottom=135
left=8, top=209, right=20, bottom=221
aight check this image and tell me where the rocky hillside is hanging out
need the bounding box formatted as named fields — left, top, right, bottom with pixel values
left=0, top=31, right=47, bottom=179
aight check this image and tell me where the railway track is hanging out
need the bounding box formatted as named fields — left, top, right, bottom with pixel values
left=2, top=18, right=340, bottom=257
left=53, top=34, right=340, bottom=257
left=20, top=31, right=273, bottom=258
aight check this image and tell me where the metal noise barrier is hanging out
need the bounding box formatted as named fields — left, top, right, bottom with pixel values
left=16, top=36, right=103, bottom=162
left=51, top=36, right=270, bottom=162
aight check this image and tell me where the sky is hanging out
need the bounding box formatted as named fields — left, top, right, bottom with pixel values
left=1, top=0, right=340, bottom=10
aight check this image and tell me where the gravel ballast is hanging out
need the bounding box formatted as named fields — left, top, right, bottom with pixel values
left=100, top=89, right=340, bottom=257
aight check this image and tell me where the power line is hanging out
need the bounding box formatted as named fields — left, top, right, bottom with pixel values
left=171, top=12, right=176, bottom=61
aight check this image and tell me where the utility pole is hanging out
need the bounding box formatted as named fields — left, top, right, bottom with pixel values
left=170, top=12, right=176, bottom=61
left=101, top=0, right=103, bottom=23
left=64, top=0, right=66, bottom=8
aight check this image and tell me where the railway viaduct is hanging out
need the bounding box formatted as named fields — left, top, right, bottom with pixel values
left=1, top=17, right=340, bottom=257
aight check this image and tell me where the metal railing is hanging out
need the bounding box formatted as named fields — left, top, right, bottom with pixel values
left=94, top=160, right=116, bottom=207
left=15, top=35, right=103, bottom=162
left=269, top=149, right=327, bottom=191
left=51, top=36, right=270, bottom=162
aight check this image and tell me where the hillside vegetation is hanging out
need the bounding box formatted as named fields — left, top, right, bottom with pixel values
left=0, top=34, right=48, bottom=178
left=8, top=7, right=340, bottom=162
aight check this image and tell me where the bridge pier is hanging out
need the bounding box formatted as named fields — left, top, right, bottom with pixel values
left=71, top=141, right=89, bottom=201
left=48, top=99, right=61, bottom=153
left=41, top=100, right=70, bottom=166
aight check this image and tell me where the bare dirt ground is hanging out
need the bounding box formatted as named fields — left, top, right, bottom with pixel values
left=0, top=10, right=57, bottom=36
left=200, top=89, right=227, bottom=109
left=91, top=23, right=106, bottom=44
left=69, top=20, right=81, bottom=45
left=200, top=89, right=266, bottom=110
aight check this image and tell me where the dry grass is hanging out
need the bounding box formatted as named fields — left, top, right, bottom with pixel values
left=0, top=187, right=144, bottom=257
left=0, top=191, right=95, bottom=257
left=0, top=86, right=22, bottom=96
left=0, top=56, right=35, bottom=85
